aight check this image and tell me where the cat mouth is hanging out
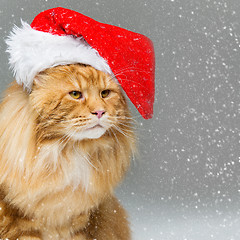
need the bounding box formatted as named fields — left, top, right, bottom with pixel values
left=87, top=124, right=104, bottom=130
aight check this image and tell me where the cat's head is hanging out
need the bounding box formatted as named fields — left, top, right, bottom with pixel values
left=29, top=64, right=132, bottom=142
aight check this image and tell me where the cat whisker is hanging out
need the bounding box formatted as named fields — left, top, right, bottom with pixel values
left=61, top=129, right=97, bottom=170
left=109, top=122, right=135, bottom=140
left=71, top=122, right=88, bottom=127
left=114, top=77, right=150, bottom=91
left=110, top=66, right=151, bottom=76
left=64, top=128, right=80, bottom=140
left=108, top=128, right=120, bottom=147
left=107, top=118, right=136, bottom=131
left=108, top=115, right=138, bottom=124
left=56, top=134, right=71, bottom=147
left=43, top=132, right=71, bottom=153
left=108, top=115, right=135, bottom=120
left=84, top=154, right=98, bottom=171
left=113, top=117, right=152, bottom=136
left=113, top=112, right=144, bottom=122
left=62, top=117, right=91, bottom=123
left=107, top=116, right=137, bottom=126
left=107, top=66, right=151, bottom=89
left=108, top=118, right=134, bottom=129
left=115, top=122, right=137, bottom=131
left=106, top=66, right=150, bottom=87
left=109, top=113, right=141, bottom=121
left=115, top=128, right=134, bottom=139
left=73, top=143, right=97, bottom=170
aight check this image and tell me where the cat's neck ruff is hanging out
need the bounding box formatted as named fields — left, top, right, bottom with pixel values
left=33, top=140, right=92, bottom=191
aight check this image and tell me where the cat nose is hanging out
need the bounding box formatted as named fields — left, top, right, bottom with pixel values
left=91, top=110, right=105, bottom=119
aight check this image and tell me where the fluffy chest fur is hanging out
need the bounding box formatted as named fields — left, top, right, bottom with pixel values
left=3, top=137, right=129, bottom=227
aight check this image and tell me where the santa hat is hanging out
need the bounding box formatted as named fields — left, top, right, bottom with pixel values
left=6, top=7, right=155, bottom=119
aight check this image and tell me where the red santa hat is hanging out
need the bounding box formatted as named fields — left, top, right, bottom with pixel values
left=6, top=7, right=155, bottom=119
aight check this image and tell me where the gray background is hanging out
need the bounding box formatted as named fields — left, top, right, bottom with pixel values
left=0, top=0, right=239, bottom=239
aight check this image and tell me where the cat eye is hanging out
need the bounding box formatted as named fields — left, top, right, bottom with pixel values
left=69, top=91, right=83, bottom=99
left=101, top=90, right=111, bottom=98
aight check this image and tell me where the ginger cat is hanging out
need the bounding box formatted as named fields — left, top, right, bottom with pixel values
left=0, top=64, right=135, bottom=239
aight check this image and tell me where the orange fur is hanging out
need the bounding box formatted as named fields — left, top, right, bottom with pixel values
left=0, top=65, right=135, bottom=239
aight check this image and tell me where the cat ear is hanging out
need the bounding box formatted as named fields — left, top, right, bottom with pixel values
left=32, top=74, right=48, bottom=90
left=32, top=75, right=41, bottom=88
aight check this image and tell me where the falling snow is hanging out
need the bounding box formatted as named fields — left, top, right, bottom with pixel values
left=118, top=0, right=240, bottom=239
left=0, top=0, right=239, bottom=239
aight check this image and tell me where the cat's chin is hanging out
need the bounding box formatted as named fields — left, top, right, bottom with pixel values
left=71, top=125, right=107, bottom=141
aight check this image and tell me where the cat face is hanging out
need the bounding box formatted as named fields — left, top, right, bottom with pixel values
left=30, top=64, right=131, bottom=142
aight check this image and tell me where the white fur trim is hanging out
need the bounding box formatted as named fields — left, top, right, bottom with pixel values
left=6, top=21, right=112, bottom=91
